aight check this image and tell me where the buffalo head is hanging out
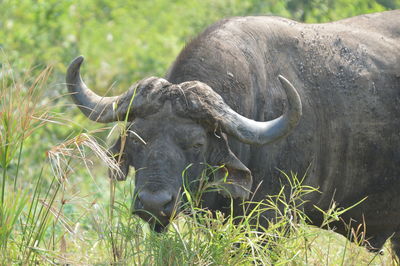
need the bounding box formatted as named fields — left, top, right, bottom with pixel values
left=66, top=56, right=302, bottom=231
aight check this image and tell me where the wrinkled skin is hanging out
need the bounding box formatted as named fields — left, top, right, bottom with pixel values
left=68, top=11, right=400, bottom=255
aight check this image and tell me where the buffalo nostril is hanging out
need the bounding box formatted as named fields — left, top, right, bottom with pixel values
left=138, top=190, right=174, bottom=217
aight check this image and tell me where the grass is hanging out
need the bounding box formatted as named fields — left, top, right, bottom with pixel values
left=0, top=60, right=398, bottom=265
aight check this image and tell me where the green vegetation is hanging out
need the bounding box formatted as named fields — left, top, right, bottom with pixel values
left=0, top=0, right=399, bottom=264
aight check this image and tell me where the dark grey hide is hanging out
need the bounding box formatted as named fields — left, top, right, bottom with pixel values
left=67, top=11, right=400, bottom=255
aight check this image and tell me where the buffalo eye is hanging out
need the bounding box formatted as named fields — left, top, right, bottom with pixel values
left=193, top=143, right=203, bottom=148
left=180, top=141, right=204, bottom=152
left=191, top=142, right=204, bottom=152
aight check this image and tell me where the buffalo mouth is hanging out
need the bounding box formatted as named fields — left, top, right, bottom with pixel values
left=150, top=220, right=169, bottom=233
left=134, top=210, right=171, bottom=233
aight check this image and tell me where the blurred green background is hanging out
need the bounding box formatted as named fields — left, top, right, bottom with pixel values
left=1, top=0, right=399, bottom=93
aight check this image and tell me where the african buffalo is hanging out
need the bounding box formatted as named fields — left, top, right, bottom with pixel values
left=66, top=10, right=400, bottom=256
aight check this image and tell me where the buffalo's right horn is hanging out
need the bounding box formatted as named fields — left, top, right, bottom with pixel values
left=219, top=75, right=302, bottom=145
left=66, top=56, right=134, bottom=123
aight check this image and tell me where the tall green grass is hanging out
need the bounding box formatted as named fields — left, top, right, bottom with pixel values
left=83, top=167, right=397, bottom=265
left=0, top=58, right=62, bottom=264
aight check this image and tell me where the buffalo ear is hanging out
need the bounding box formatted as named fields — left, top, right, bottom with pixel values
left=108, top=138, right=130, bottom=181
left=211, top=133, right=253, bottom=199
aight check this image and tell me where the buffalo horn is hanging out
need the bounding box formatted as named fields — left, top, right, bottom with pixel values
left=66, top=56, right=133, bottom=123
left=220, top=75, right=302, bottom=145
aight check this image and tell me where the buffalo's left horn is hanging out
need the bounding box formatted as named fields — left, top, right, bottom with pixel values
left=220, top=75, right=302, bottom=145
left=66, top=56, right=133, bottom=123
